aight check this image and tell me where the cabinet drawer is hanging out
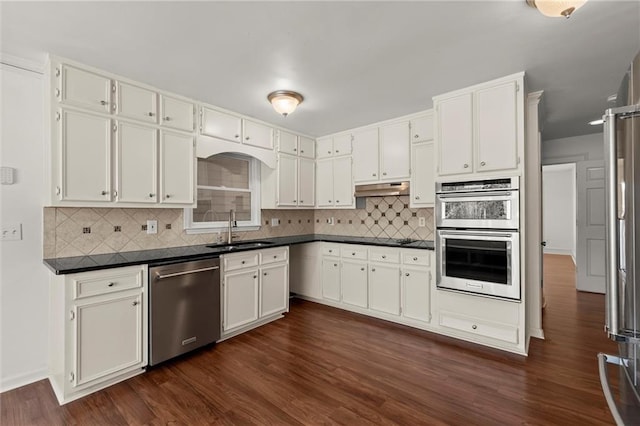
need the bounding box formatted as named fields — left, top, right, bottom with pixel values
left=261, top=247, right=288, bottom=265
left=73, top=269, right=142, bottom=299
left=322, top=244, right=341, bottom=257
left=341, top=246, right=368, bottom=260
left=439, top=311, right=519, bottom=344
left=223, top=252, right=259, bottom=271
left=402, top=251, right=430, bottom=266
left=369, top=249, right=400, bottom=264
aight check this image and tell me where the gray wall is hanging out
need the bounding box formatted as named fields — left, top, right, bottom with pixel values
left=542, top=132, right=604, bottom=165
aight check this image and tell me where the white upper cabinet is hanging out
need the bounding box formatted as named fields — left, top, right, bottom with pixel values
left=316, top=137, right=333, bottom=159
left=243, top=119, right=274, bottom=150
left=116, top=82, right=158, bottom=124
left=380, top=121, right=410, bottom=180
left=410, top=142, right=435, bottom=207
left=116, top=121, right=157, bottom=204
left=316, top=134, right=352, bottom=159
left=298, top=158, right=315, bottom=207
left=333, top=156, right=354, bottom=207
left=277, top=154, right=298, bottom=207
left=352, top=128, right=379, bottom=182
left=434, top=73, right=523, bottom=178
left=277, top=130, right=298, bottom=155
left=160, top=95, right=194, bottom=132
left=410, top=114, right=434, bottom=143
left=316, top=159, right=334, bottom=208
left=200, top=107, right=242, bottom=142
left=160, top=130, right=194, bottom=205
left=58, top=64, right=112, bottom=113
left=298, top=136, right=315, bottom=159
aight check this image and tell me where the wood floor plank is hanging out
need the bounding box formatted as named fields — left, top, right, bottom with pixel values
left=0, top=254, right=622, bottom=425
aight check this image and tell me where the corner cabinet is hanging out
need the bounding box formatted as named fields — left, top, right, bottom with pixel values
left=49, top=265, right=148, bottom=405
left=47, top=57, right=197, bottom=208
left=221, top=247, right=289, bottom=339
left=434, top=73, right=524, bottom=178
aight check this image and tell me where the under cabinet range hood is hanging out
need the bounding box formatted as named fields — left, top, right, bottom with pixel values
left=354, top=182, right=410, bottom=198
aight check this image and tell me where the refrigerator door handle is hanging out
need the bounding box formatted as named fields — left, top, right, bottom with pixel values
left=604, top=110, right=620, bottom=338
left=598, top=353, right=627, bottom=426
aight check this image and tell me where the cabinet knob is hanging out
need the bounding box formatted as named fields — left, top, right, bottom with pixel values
left=373, top=173, right=376, bottom=177
left=132, top=301, right=139, bottom=306
left=148, top=112, right=155, bottom=117
left=463, top=163, right=469, bottom=168
left=101, top=190, right=108, bottom=195
left=100, top=100, right=108, bottom=105
left=245, top=136, right=250, bottom=140
left=253, top=275, right=257, bottom=279
left=382, top=255, right=386, bottom=259
left=235, top=134, right=240, bottom=138
left=413, top=257, right=418, bottom=261
left=472, top=324, right=477, bottom=330
left=405, top=273, right=410, bottom=277
left=333, top=263, right=338, bottom=267
left=361, top=267, right=365, bottom=271
left=273, top=255, right=277, bottom=259
left=352, top=252, right=355, bottom=256
left=328, top=200, right=332, bottom=203
left=328, top=249, right=332, bottom=253
left=371, top=268, right=376, bottom=272
left=300, top=150, right=304, bottom=153
left=108, top=282, right=115, bottom=287
left=149, top=193, right=155, bottom=198
left=300, top=200, right=303, bottom=203
left=383, top=172, right=387, bottom=176
left=335, top=150, right=339, bottom=153
left=293, top=148, right=297, bottom=152
left=336, top=200, right=340, bottom=203
left=241, top=260, right=246, bottom=264
left=415, top=196, right=420, bottom=200
left=328, top=151, right=331, bottom=154
left=263, top=272, right=267, bottom=276
left=293, top=200, right=297, bottom=203
left=164, top=116, right=171, bottom=121
left=480, top=161, right=486, bottom=166
left=165, top=194, right=171, bottom=199
left=414, top=134, right=419, bottom=138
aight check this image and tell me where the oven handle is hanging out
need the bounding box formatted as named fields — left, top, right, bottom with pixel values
left=439, top=230, right=515, bottom=238
left=437, top=191, right=512, bottom=199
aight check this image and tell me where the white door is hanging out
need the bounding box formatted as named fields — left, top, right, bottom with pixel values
left=321, top=258, right=341, bottom=301
left=59, top=109, right=112, bottom=202
left=576, top=160, right=606, bottom=293
left=243, top=120, right=273, bottom=150
left=116, top=82, right=157, bottom=124
left=410, top=114, right=434, bottom=143
left=59, top=64, right=112, bottom=113
left=277, top=130, right=298, bottom=155
left=277, top=154, right=298, bottom=207
left=475, top=81, right=518, bottom=172
left=369, top=264, right=401, bottom=315
left=298, top=158, right=315, bottom=207
left=73, top=292, right=143, bottom=387
left=352, top=128, right=379, bottom=182
left=410, top=142, right=435, bottom=207
left=260, top=263, right=288, bottom=318
left=333, top=157, right=353, bottom=207
left=116, top=121, right=157, bottom=203
left=224, top=269, right=259, bottom=331
left=298, top=136, right=315, bottom=159
left=160, top=131, right=194, bottom=205
left=437, top=93, right=473, bottom=176
left=316, top=159, right=334, bottom=207
left=200, top=107, right=242, bottom=142
left=332, top=134, right=352, bottom=156
left=341, top=260, right=368, bottom=308
left=160, top=95, right=194, bottom=132
left=402, top=267, right=431, bottom=323
left=380, top=121, right=410, bottom=180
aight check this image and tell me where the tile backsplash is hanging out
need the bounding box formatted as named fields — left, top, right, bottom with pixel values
left=43, top=196, right=433, bottom=258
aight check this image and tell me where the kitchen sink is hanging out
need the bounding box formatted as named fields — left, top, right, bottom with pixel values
left=396, top=238, right=418, bottom=245
left=206, top=241, right=274, bottom=251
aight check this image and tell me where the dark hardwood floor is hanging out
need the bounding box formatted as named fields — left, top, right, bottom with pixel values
left=1, top=254, right=620, bottom=425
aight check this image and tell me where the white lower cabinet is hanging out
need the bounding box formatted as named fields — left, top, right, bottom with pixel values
left=369, top=263, right=401, bottom=316
left=49, top=265, right=148, bottom=405
left=402, top=267, right=431, bottom=323
left=221, top=247, right=289, bottom=337
left=341, top=260, right=368, bottom=308
left=321, top=256, right=341, bottom=301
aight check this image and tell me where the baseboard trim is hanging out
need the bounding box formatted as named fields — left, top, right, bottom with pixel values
left=528, top=328, right=545, bottom=340
left=0, top=368, right=48, bottom=393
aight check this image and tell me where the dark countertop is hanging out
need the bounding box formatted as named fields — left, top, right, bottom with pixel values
left=43, top=234, right=434, bottom=275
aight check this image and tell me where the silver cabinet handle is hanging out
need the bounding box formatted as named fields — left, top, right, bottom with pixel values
left=472, top=324, right=477, bottom=330
left=108, top=282, right=115, bottom=287
left=480, top=161, right=486, bottom=166
left=335, top=150, right=339, bottom=153
left=273, top=255, right=277, bottom=259
left=352, top=252, right=356, bottom=256
left=371, top=268, right=376, bottom=272
left=463, top=163, right=469, bottom=168
left=361, top=267, right=365, bottom=271
left=293, top=148, right=297, bottom=152
left=263, top=272, right=267, bottom=276
left=383, top=172, right=387, bottom=176
left=328, top=200, right=332, bottom=203
left=149, top=193, right=155, bottom=198
left=245, top=136, right=250, bottom=140
left=300, top=150, right=304, bottom=153
left=165, top=194, right=171, bottom=199
left=415, top=196, right=420, bottom=200
left=300, top=200, right=303, bottom=203
left=405, top=273, right=410, bottom=276
left=101, top=190, right=108, bottom=195
left=382, top=255, right=386, bottom=259
left=241, top=260, right=246, bottom=264
left=100, top=100, right=108, bottom=105
left=132, top=301, right=139, bottom=306
left=333, top=263, right=338, bottom=267
left=253, top=275, right=257, bottom=279
left=235, top=134, right=240, bottom=138
left=328, top=249, right=332, bottom=253
left=336, top=200, right=339, bottom=203
left=164, top=116, right=171, bottom=121
left=156, top=266, right=219, bottom=280
left=148, top=112, right=155, bottom=117
left=413, top=257, right=418, bottom=261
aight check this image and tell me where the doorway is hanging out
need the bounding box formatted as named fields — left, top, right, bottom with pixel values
left=542, top=164, right=576, bottom=262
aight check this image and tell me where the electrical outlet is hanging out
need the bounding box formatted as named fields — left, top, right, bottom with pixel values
left=271, top=218, right=280, bottom=226
left=327, top=217, right=334, bottom=225
left=418, top=217, right=426, bottom=227
left=1, top=223, right=22, bottom=241
left=146, top=220, right=158, bottom=234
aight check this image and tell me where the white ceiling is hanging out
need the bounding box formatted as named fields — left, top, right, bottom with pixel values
left=1, top=1, right=639, bottom=140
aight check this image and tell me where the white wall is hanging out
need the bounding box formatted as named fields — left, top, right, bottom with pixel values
left=542, top=132, right=604, bottom=163
left=542, top=164, right=576, bottom=260
left=0, top=60, right=50, bottom=391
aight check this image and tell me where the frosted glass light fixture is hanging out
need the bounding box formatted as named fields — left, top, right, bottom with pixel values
left=267, top=90, right=304, bottom=117
left=526, top=0, right=587, bottom=18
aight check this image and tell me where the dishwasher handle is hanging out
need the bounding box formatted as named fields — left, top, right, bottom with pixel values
left=155, top=266, right=219, bottom=280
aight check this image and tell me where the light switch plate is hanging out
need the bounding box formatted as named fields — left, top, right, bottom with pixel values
left=0, top=167, right=15, bottom=185
left=146, top=220, right=157, bottom=234
left=1, top=223, right=22, bottom=241
left=271, top=218, right=280, bottom=227
left=418, top=217, right=426, bottom=227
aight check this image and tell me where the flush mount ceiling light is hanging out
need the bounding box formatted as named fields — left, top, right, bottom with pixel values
left=267, top=90, right=304, bottom=117
left=526, top=0, right=586, bottom=18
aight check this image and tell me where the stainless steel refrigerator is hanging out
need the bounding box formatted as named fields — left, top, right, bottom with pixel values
left=600, top=49, right=640, bottom=425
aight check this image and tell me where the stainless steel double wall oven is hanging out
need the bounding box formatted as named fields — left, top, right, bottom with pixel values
left=435, top=177, right=521, bottom=300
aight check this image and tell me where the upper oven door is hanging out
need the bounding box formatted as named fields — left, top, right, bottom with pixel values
left=436, top=189, right=519, bottom=229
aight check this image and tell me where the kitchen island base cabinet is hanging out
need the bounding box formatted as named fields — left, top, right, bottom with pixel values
left=48, top=265, right=148, bottom=405
left=221, top=247, right=289, bottom=339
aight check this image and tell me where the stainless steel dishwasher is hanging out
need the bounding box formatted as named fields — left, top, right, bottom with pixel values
left=149, top=257, right=220, bottom=366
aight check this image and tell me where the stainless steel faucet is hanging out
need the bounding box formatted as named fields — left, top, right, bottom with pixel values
left=227, top=209, right=237, bottom=244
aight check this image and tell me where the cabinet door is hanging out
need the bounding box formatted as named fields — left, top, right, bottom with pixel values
left=161, top=95, right=194, bottom=132
left=116, top=82, right=157, bottom=124
left=260, top=263, right=288, bottom=318
left=410, top=142, right=435, bottom=207
left=277, top=154, right=298, bottom=207
left=369, top=264, right=401, bottom=316
left=437, top=93, right=473, bottom=176
left=316, top=137, right=333, bottom=159
left=298, top=136, right=315, bottom=159
left=72, top=292, right=143, bottom=387
left=333, top=134, right=352, bottom=156
left=243, top=120, right=274, bottom=150
left=333, top=156, right=353, bottom=207
left=277, top=130, right=298, bottom=155
left=341, top=260, right=368, bottom=308
left=410, top=114, right=434, bottom=143
left=298, top=158, right=315, bottom=207
left=116, top=121, right=157, bottom=203
left=160, top=131, right=194, bottom=204
left=59, top=109, right=112, bottom=202
left=402, top=267, right=431, bottom=323
left=321, top=258, right=341, bottom=301
left=316, top=159, right=334, bottom=208
left=380, top=121, right=410, bottom=180
left=352, top=128, right=379, bottom=182
left=224, top=269, right=259, bottom=332
left=200, top=107, right=242, bottom=142
left=59, top=64, right=112, bottom=113
left=475, top=81, right=518, bottom=172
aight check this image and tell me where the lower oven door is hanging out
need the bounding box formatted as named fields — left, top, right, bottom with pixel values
left=436, top=229, right=520, bottom=300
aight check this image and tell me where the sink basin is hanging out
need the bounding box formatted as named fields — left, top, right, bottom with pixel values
left=397, top=238, right=418, bottom=245
left=206, top=241, right=274, bottom=251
